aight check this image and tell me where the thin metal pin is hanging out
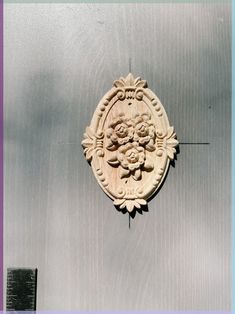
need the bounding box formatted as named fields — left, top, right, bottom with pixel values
left=180, top=142, right=210, bottom=145
left=129, top=57, right=132, bottom=73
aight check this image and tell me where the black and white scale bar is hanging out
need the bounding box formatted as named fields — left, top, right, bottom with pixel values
left=6, top=268, right=37, bottom=311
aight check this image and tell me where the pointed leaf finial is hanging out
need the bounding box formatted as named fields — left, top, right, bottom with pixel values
left=113, top=73, right=147, bottom=88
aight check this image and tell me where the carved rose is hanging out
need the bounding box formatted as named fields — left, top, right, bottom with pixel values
left=108, top=142, right=153, bottom=181
left=106, top=114, right=133, bottom=150
left=133, top=113, right=156, bottom=151
left=118, top=142, right=145, bottom=175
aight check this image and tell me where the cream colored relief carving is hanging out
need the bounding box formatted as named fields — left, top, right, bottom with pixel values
left=82, top=73, right=179, bottom=214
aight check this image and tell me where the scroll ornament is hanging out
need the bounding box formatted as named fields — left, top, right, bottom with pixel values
left=82, top=74, right=179, bottom=214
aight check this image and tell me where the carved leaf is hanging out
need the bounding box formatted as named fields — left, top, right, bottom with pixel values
left=165, top=127, right=179, bottom=160
left=145, top=143, right=156, bottom=152
left=107, top=155, right=119, bottom=166
left=84, top=148, right=94, bottom=162
left=82, top=129, right=95, bottom=161
left=126, top=73, right=134, bottom=86
left=119, top=167, right=130, bottom=178
left=82, top=127, right=104, bottom=162
left=113, top=73, right=147, bottom=88
left=113, top=198, right=147, bottom=212
left=167, top=138, right=179, bottom=147
left=120, top=201, right=127, bottom=209
left=126, top=200, right=135, bottom=212
left=85, top=126, right=94, bottom=139
left=113, top=199, right=125, bottom=206
left=144, top=159, right=154, bottom=171
left=166, top=148, right=176, bottom=160
left=136, top=199, right=147, bottom=205
left=82, top=138, right=92, bottom=146
left=113, top=79, right=125, bottom=88
left=106, top=141, right=117, bottom=151
left=132, top=200, right=141, bottom=209
left=133, top=169, right=141, bottom=181
left=134, top=77, right=147, bottom=88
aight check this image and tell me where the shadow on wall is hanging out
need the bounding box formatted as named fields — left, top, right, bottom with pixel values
left=5, top=71, right=73, bottom=179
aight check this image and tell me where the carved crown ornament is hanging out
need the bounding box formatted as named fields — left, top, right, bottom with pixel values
left=82, top=73, right=179, bottom=215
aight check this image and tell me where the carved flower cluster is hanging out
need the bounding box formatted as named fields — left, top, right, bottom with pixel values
left=106, top=113, right=155, bottom=181
left=106, top=113, right=156, bottom=151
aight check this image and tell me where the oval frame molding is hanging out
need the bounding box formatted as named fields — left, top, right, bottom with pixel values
left=82, top=73, right=179, bottom=214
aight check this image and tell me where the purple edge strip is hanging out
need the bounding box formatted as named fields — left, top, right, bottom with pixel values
left=0, top=0, right=3, bottom=310
left=0, top=2, right=230, bottom=313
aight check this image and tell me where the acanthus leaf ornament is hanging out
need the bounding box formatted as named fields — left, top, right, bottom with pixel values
left=82, top=127, right=104, bottom=161
left=82, top=73, right=179, bottom=215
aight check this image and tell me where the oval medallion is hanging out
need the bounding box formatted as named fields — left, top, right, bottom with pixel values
left=82, top=74, right=179, bottom=214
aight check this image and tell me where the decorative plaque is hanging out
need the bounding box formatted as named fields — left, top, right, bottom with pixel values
left=82, top=74, right=178, bottom=213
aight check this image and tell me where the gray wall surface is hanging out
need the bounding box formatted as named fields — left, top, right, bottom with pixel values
left=4, top=3, right=231, bottom=311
